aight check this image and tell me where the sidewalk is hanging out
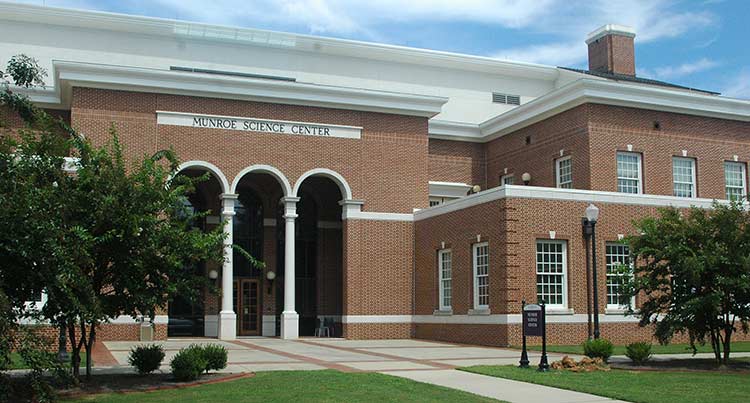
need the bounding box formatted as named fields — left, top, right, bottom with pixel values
left=384, top=369, right=629, bottom=403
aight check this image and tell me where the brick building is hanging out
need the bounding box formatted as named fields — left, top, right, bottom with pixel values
left=2, top=4, right=750, bottom=346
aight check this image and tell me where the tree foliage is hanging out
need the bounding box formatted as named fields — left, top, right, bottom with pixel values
left=621, top=202, right=750, bottom=365
left=1, top=54, right=258, bottom=387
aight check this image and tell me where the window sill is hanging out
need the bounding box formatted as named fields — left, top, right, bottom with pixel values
left=605, top=308, right=637, bottom=315
left=468, top=308, right=491, bottom=316
left=433, top=309, right=453, bottom=316
left=545, top=308, right=574, bottom=315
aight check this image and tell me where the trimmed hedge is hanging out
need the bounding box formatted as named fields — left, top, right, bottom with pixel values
left=128, top=344, right=165, bottom=375
left=582, top=339, right=614, bottom=362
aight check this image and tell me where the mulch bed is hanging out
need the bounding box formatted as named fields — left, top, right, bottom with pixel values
left=57, top=372, right=254, bottom=399
left=610, top=358, right=750, bottom=373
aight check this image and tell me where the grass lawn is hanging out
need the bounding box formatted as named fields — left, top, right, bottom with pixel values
left=66, top=370, right=502, bottom=403
left=462, top=365, right=750, bottom=403
left=10, top=352, right=87, bottom=369
left=519, top=341, right=750, bottom=356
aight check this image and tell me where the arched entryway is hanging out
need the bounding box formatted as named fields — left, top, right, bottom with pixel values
left=291, top=170, right=346, bottom=336
left=168, top=162, right=228, bottom=337
left=230, top=166, right=291, bottom=337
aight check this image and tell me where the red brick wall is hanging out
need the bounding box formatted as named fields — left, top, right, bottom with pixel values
left=71, top=87, right=430, bottom=214
left=588, top=34, right=635, bottom=76
left=587, top=104, right=750, bottom=199
left=484, top=105, right=591, bottom=189
left=428, top=139, right=486, bottom=188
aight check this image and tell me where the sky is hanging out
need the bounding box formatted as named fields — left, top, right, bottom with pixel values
left=10, top=0, right=750, bottom=99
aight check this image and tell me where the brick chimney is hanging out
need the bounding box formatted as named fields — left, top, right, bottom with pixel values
left=586, top=24, right=636, bottom=76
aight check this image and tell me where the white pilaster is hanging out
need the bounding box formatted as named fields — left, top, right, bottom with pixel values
left=338, top=199, right=364, bottom=220
left=281, top=196, right=300, bottom=339
left=218, top=193, right=238, bottom=340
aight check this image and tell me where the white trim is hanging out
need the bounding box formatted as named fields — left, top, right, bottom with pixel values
left=293, top=168, right=353, bottom=200
left=344, top=211, right=414, bottom=222
left=110, top=315, right=169, bottom=324
left=428, top=181, right=472, bottom=198
left=341, top=315, right=412, bottom=324
left=414, top=184, right=745, bottom=221
left=413, top=313, right=641, bottom=325
left=472, top=242, right=490, bottom=310
left=230, top=164, right=293, bottom=196
left=432, top=79, right=750, bottom=142
left=585, top=24, right=636, bottom=44
left=44, top=60, right=448, bottom=117
left=175, top=160, right=231, bottom=194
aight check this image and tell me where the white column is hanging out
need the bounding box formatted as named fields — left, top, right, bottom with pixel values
left=281, top=196, right=300, bottom=339
left=218, top=193, right=238, bottom=340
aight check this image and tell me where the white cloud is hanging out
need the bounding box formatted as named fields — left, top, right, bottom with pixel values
left=639, top=58, right=721, bottom=80
left=722, top=69, right=750, bottom=99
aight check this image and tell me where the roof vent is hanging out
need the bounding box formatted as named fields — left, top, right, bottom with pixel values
left=492, top=92, right=521, bottom=105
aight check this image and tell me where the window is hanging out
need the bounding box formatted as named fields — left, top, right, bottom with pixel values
left=472, top=242, right=489, bottom=309
left=616, top=152, right=642, bottom=194
left=501, top=174, right=514, bottom=186
left=438, top=249, right=452, bottom=310
left=672, top=157, right=696, bottom=198
left=556, top=156, right=572, bottom=189
left=725, top=161, right=747, bottom=201
left=429, top=196, right=457, bottom=207
left=606, top=243, right=633, bottom=309
left=536, top=240, right=567, bottom=307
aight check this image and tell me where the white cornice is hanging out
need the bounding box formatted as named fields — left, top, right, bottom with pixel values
left=415, top=184, right=739, bottom=221
left=0, top=2, right=559, bottom=80
left=429, top=78, right=750, bottom=142
left=428, top=181, right=473, bottom=198
left=31, top=60, right=448, bottom=117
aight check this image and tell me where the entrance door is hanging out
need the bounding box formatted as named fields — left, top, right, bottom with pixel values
left=234, top=279, right=261, bottom=336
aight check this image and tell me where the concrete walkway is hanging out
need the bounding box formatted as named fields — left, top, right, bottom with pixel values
left=93, top=338, right=630, bottom=402
left=385, top=369, right=629, bottom=403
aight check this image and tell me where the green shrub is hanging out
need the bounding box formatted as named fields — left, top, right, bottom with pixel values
left=582, top=338, right=614, bottom=362
left=170, top=345, right=207, bottom=382
left=200, top=344, right=228, bottom=373
left=128, top=344, right=165, bottom=375
left=625, top=342, right=652, bottom=365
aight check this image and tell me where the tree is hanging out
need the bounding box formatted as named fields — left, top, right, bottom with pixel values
left=1, top=54, right=260, bottom=382
left=621, top=202, right=750, bottom=365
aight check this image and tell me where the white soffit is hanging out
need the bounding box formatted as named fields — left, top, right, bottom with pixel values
left=428, top=78, right=750, bottom=142
left=28, top=60, right=448, bottom=117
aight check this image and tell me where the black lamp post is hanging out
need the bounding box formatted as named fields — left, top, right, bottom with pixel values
left=583, top=203, right=601, bottom=339
left=582, top=217, right=593, bottom=340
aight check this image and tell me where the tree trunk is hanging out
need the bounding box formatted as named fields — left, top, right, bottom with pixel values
left=84, top=323, right=96, bottom=380
left=67, top=321, right=81, bottom=381
left=722, top=326, right=733, bottom=365
left=709, top=330, right=721, bottom=364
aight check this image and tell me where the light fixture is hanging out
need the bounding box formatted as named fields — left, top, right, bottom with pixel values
left=585, top=203, right=600, bottom=223
left=471, top=184, right=481, bottom=194
left=266, top=271, right=276, bottom=281
left=208, top=269, right=219, bottom=280
left=521, top=172, right=531, bottom=185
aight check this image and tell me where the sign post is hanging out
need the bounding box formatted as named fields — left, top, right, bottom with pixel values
left=521, top=300, right=548, bottom=371
left=519, top=300, right=530, bottom=368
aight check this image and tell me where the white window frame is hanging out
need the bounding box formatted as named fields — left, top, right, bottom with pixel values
left=535, top=240, right=568, bottom=309
left=438, top=249, right=452, bottom=311
left=472, top=242, right=489, bottom=310
left=724, top=161, right=747, bottom=201
left=616, top=152, right=643, bottom=194
left=672, top=157, right=696, bottom=198
left=605, top=243, right=635, bottom=310
left=24, top=291, right=47, bottom=312
left=555, top=156, right=573, bottom=189
left=501, top=174, right=514, bottom=186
